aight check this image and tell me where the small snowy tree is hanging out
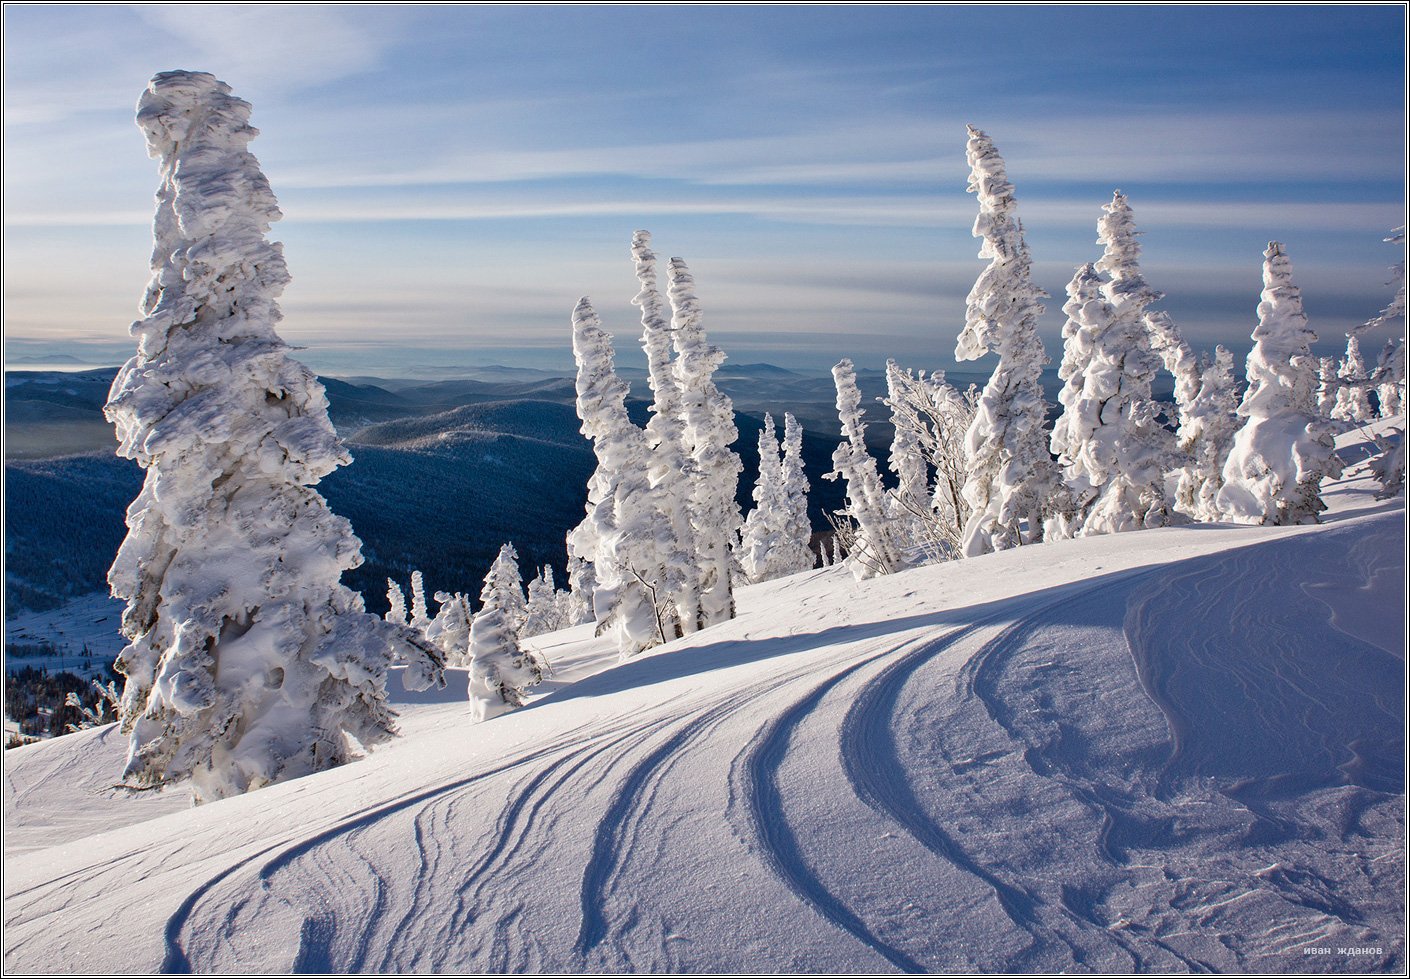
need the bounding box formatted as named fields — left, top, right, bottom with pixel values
left=468, top=580, right=547, bottom=723
left=385, top=579, right=408, bottom=626
left=562, top=554, right=596, bottom=627
left=1217, top=242, right=1343, bottom=524
left=883, top=361, right=934, bottom=548
left=482, top=543, right=527, bottom=635
left=776, top=412, right=816, bottom=575
left=409, top=570, right=431, bottom=631
left=571, top=297, right=677, bottom=654
left=739, top=414, right=788, bottom=583
left=1316, top=357, right=1341, bottom=416
left=1331, top=334, right=1375, bottom=423
left=1172, top=346, right=1241, bottom=522
left=103, top=71, right=431, bottom=802
left=953, top=126, right=1056, bottom=555
left=825, top=359, right=903, bottom=578
left=1374, top=339, right=1405, bottom=417
left=522, top=566, right=564, bottom=638
left=425, top=591, right=473, bottom=668
left=668, top=257, right=743, bottom=625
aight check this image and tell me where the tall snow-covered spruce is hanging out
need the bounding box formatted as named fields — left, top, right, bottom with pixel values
left=776, top=412, right=816, bottom=576
left=668, top=256, right=743, bottom=626
left=954, top=126, right=1056, bottom=555
left=739, top=414, right=787, bottom=583
left=1217, top=242, right=1342, bottom=524
left=103, top=71, right=434, bottom=802
left=826, top=359, right=903, bottom=578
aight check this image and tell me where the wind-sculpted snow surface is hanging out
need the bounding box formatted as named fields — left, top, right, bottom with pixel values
left=3, top=440, right=1404, bottom=973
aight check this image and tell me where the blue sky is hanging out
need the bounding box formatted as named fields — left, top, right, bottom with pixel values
left=3, top=4, right=1405, bottom=375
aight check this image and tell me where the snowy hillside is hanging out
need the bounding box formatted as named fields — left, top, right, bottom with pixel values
left=3, top=428, right=1403, bottom=973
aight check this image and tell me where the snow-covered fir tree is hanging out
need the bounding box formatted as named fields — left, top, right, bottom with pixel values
left=468, top=565, right=547, bottom=722
left=522, top=566, right=564, bottom=638
left=1172, top=346, right=1241, bottom=522
left=385, top=579, right=408, bottom=626
left=739, top=414, right=788, bottom=583
left=103, top=71, right=432, bottom=802
left=1217, top=242, right=1343, bottom=524
left=562, top=555, right=597, bottom=627
left=632, top=231, right=702, bottom=631
left=953, top=126, right=1056, bottom=555
left=1331, top=334, right=1375, bottom=423
left=425, top=591, right=473, bottom=668
left=1052, top=193, right=1178, bottom=537
left=483, top=543, right=528, bottom=635
left=883, top=361, right=934, bottom=548
left=1316, top=357, right=1341, bottom=416
left=825, top=359, right=903, bottom=578
left=570, top=297, right=677, bottom=654
left=668, top=257, right=743, bottom=625
left=1367, top=228, right=1406, bottom=418
left=409, top=570, right=431, bottom=630
left=776, top=413, right=816, bottom=576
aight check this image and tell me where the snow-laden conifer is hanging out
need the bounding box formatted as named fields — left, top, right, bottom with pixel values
left=1316, top=357, right=1341, bottom=416
left=632, top=231, right=701, bottom=630
left=1217, top=242, right=1343, bottom=524
left=739, top=414, right=787, bottom=583
left=953, top=126, right=1056, bottom=555
left=668, top=257, right=742, bottom=625
left=1367, top=228, right=1405, bottom=417
left=1089, top=194, right=1179, bottom=531
left=776, top=412, right=816, bottom=575
left=409, top=570, right=430, bottom=630
left=571, top=298, right=676, bottom=654
left=522, top=566, right=563, bottom=638
left=468, top=565, right=547, bottom=721
left=1331, top=334, right=1375, bottom=423
left=103, top=71, right=432, bottom=802
left=883, top=361, right=933, bottom=546
left=825, top=359, right=903, bottom=578
left=385, top=579, right=408, bottom=626
left=562, top=555, right=597, bottom=627
left=483, top=543, right=527, bottom=635
left=1172, top=346, right=1241, bottom=522
left=425, top=592, right=473, bottom=668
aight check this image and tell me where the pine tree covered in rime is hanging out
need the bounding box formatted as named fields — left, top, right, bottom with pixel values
left=1331, top=334, right=1375, bottom=423
left=668, top=257, right=742, bottom=625
left=1217, top=242, right=1343, bottom=524
left=1316, top=357, right=1341, bottom=416
left=632, top=231, right=701, bottom=631
left=522, top=566, right=563, bottom=638
left=385, top=579, right=408, bottom=626
left=467, top=572, right=546, bottom=722
left=953, top=126, right=1056, bottom=555
left=739, top=414, right=794, bottom=583
left=776, top=413, right=816, bottom=575
left=101, top=72, right=438, bottom=802
left=825, top=359, right=903, bottom=578
left=425, top=592, right=473, bottom=668
left=1048, top=263, right=1107, bottom=538
left=409, top=570, right=430, bottom=630
left=1173, top=346, right=1241, bottom=522
left=1367, top=229, right=1406, bottom=417
left=482, top=543, right=528, bottom=635
left=1146, top=310, right=1201, bottom=430
left=571, top=298, right=676, bottom=654
left=883, top=361, right=934, bottom=545
left=562, top=555, right=597, bottom=627
left=1080, top=191, right=1178, bottom=534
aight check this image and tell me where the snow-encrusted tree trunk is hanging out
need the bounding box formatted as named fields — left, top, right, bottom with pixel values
left=954, top=126, right=1056, bottom=555
left=1331, top=334, right=1375, bottom=423
left=632, top=231, right=702, bottom=631
left=103, top=71, right=430, bottom=802
left=776, top=412, right=816, bottom=575
left=739, top=414, right=787, bottom=583
left=1374, top=339, right=1405, bottom=418
left=385, top=579, right=408, bottom=626
left=1173, top=346, right=1241, bottom=522
left=562, top=555, right=596, bottom=627
left=668, top=257, right=742, bottom=625
left=409, top=570, right=430, bottom=631
left=1316, top=357, right=1341, bottom=417
left=467, top=591, right=546, bottom=723
left=571, top=298, right=676, bottom=654
left=825, top=359, right=903, bottom=578
left=1217, top=242, right=1343, bottom=524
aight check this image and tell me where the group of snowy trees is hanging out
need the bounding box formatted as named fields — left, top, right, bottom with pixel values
left=565, top=231, right=815, bottom=657
left=98, top=72, right=1403, bottom=803
left=823, top=127, right=1404, bottom=580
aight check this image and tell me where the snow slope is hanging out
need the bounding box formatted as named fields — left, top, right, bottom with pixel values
left=3, top=430, right=1404, bottom=973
